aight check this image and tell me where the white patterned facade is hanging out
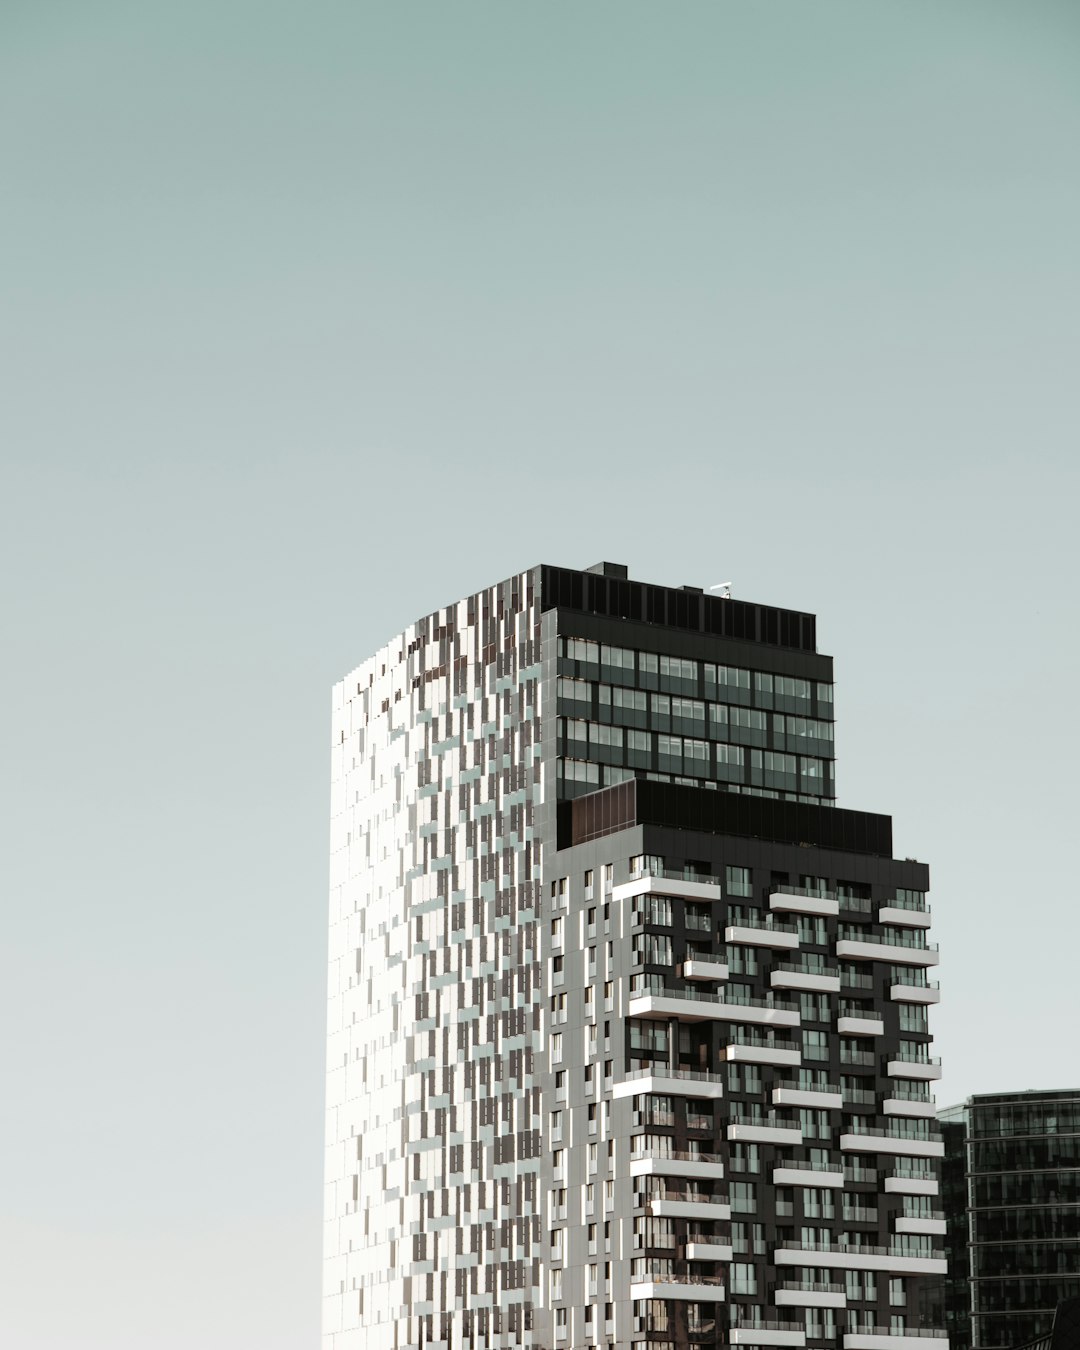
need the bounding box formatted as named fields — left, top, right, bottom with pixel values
left=324, top=570, right=547, bottom=1350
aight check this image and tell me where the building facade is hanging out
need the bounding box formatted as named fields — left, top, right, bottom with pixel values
left=939, top=1091, right=1080, bottom=1350
left=323, top=562, right=948, bottom=1350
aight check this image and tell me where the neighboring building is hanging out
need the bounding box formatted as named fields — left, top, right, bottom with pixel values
left=323, top=562, right=948, bottom=1350
left=939, top=1090, right=1080, bottom=1350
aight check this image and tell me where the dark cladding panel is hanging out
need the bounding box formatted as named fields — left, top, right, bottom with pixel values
left=561, top=778, right=894, bottom=856
left=540, top=564, right=817, bottom=652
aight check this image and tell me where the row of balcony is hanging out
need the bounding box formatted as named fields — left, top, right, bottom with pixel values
left=629, top=984, right=938, bottom=1027
left=619, top=875, right=932, bottom=930
left=678, top=957, right=941, bottom=1005
left=628, top=1146, right=937, bottom=1197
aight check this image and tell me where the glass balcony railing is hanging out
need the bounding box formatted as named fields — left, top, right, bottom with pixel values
left=773, top=962, right=840, bottom=979
left=893, top=1048, right=942, bottom=1065
left=727, top=1031, right=800, bottom=1050
left=642, top=1189, right=729, bottom=1207
left=839, top=930, right=938, bottom=952
left=844, top=1123, right=944, bottom=1144
left=731, top=1319, right=807, bottom=1334
left=840, top=1050, right=876, bottom=1067
left=631, top=1144, right=724, bottom=1165
left=888, top=1085, right=934, bottom=1102
left=841, top=971, right=875, bottom=990
left=631, top=980, right=798, bottom=1012
left=854, top=1330, right=946, bottom=1340
left=728, top=916, right=800, bottom=936
left=630, top=979, right=723, bottom=1004
left=723, top=990, right=800, bottom=1012
left=773, top=1157, right=844, bottom=1174
left=629, top=863, right=722, bottom=886
left=773, top=884, right=836, bottom=902
left=622, top=1066, right=725, bottom=1086
left=728, top=1112, right=800, bottom=1130
left=776, top=1240, right=946, bottom=1260
left=888, top=892, right=930, bottom=913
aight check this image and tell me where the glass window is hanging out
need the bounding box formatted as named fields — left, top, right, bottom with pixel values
left=659, top=654, right=699, bottom=693
left=726, top=865, right=752, bottom=897
left=600, top=645, right=635, bottom=682
left=730, top=1181, right=757, bottom=1213
left=803, top=1030, right=829, bottom=1061
left=714, top=742, right=744, bottom=782
left=729, top=1142, right=761, bottom=1173
left=899, top=1004, right=929, bottom=1033
left=705, top=664, right=751, bottom=703
left=564, top=638, right=599, bottom=671
left=684, top=738, right=708, bottom=774
left=672, top=696, right=706, bottom=730
left=657, top=734, right=682, bottom=771
left=639, top=652, right=659, bottom=689
left=612, top=686, right=647, bottom=726
left=729, top=1262, right=757, bottom=1295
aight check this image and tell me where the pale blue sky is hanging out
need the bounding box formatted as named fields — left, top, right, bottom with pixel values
left=2, top=3, right=1078, bottom=1346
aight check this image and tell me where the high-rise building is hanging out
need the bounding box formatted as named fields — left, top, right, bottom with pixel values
left=323, top=562, right=948, bottom=1350
left=939, top=1090, right=1080, bottom=1350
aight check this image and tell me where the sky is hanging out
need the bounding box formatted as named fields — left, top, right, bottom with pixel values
left=2, top=2, right=1079, bottom=1346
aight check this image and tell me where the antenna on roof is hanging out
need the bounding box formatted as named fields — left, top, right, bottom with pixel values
left=709, top=581, right=733, bottom=600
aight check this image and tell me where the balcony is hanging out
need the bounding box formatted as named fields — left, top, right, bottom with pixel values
left=895, top=1214, right=947, bottom=1236
left=883, top=1096, right=937, bottom=1119
left=631, top=1277, right=726, bottom=1301
left=629, top=982, right=800, bottom=1026
left=683, top=958, right=730, bottom=981
left=771, top=962, right=841, bottom=994
left=775, top=1281, right=848, bottom=1309
left=628, top=983, right=731, bottom=1023
left=890, top=979, right=941, bottom=1005
left=729, top=1322, right=807, bottom=1347
left=770, top=886, right=840, bottom=918
left=631, top=1146, right=725, bottom=1181
left=727, top=1112, right=803, bottom=1146
left=773, top=1159, right=845, bottom=1189
left=836, top=936, right=939, bottom=968
left=876, top=905, right=933, bottom=930
left=884, top=1170, right=939, bottom=1197
left=720, top=1036, right=801, bottom=1068
left=772, top=1083, right=843, bottom=1111
left=615, top=872, right=722, bottom=904
left=685, top=1239, right=734, bottom=1261
left=844, top=1330, right=948, bottom=1350
left=886, top=1055, right=942, bottom=1082
left=840, top=1127, right=945, bottom=1159
left=613, top=1066, right=725, bottom=1100
left=838, top=1012, right=886, bottom=1037
left=774, top=1241, right=948, bottom=1276
left=726, top=920, right=800, bottom=951
left=643, top=1190, right=731, bottom=1222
